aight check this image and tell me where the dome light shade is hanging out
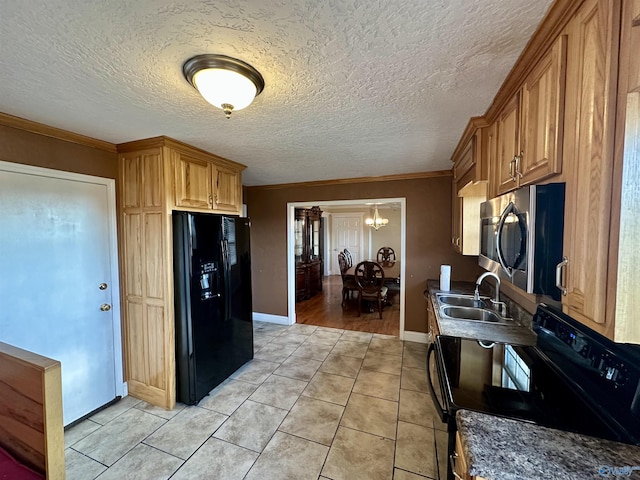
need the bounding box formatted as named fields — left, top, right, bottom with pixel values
left=183, top=54, right=265, bottom=119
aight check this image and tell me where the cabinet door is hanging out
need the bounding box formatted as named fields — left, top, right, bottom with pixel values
left=561, top=0, right=620, bottom=334
left=174, top=152, right=213, bottom=209
left=212, top=164, right=241, bottom=213
left=493, top=92, right=521, bottom=195
left=426, top=296, right=439, bottom=341
left=453, top=432, right=472, bottom=480
left=453, top=134, right=476, bottom=187
left=451, top=178, right=462, bottom=253
left=119, top=149, right=175, bottom=410
left=519, top=35, right=567, bottom=185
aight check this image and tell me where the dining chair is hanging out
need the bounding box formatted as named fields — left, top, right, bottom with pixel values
left=376, top=246, right=396, bottom=266
left=343, top=248, right=353, bottom=268
left=338, top=252, right=358, bottom=307
left=354, top=261, right=388, bottom=319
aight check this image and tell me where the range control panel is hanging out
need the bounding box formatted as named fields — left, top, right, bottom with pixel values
left=533, top=306, right=638, bottom=391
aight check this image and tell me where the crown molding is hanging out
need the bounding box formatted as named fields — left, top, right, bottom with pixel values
left=246, top=170, right=452, bottom=190
left=0, top=111, right=117, bottom=152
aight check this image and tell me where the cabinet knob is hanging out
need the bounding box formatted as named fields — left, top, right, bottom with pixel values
left=208, top=194, right=213, bottom=205
left=100, top=304, right=112, bottom=312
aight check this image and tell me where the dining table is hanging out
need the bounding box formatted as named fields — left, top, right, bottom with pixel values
left=345, top=260, right=400, bottom=304
left=345, top=260, right=400, bottom=280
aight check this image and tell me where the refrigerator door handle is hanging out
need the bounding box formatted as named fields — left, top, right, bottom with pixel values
left=222, top=239, right=231, bottom=322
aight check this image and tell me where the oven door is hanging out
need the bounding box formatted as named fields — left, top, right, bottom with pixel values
left=426, top=342, right=449, bottom=424
left=427, top=340, right=458, bottom=480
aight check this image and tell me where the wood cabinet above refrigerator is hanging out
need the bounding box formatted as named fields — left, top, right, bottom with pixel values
left=116, top=136, right=246, bottom=409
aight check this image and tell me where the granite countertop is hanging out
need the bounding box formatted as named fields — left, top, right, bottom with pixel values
left=457, top=409, right=640, bottom=480
left=425, top=280, right=536, bottom=345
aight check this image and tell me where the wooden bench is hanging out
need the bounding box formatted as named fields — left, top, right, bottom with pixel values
left=0, top=341, right=65, bottom=479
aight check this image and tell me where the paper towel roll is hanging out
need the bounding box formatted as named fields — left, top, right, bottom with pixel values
left=440, top=265, right=451, bottom=291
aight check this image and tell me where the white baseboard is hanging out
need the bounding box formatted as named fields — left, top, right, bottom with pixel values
left=403, top=331, right=429, bottom=344
left=253, top=312, right=293, bottom=325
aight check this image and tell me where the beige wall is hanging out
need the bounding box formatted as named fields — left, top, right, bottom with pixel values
left=245, top=175, right=481, bottom=333
left=0, top=125, right=117, bottom=179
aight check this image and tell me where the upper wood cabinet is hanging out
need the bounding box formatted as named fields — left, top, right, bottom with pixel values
left=519, top=35, right=567, bottom=185
left=451, top=118, right=488, bottom=255
left=451, top=0, right=640, bottom=341
left=173, top=148, right=243, bottom=214
left=492, top=35, right=567, bottom=196
left=452, top=117, right=488, bottom=187
left=213, top=164, right=242, bottom=213
left=558, top=0, right=621, bottom=338
left=116, top=136, right=246, bottom=409
left=173, top=151, right=213, bottom=209
left=493, top=92, right=521, bottom=196
left=451, top=177, right=462, bottom=252
left=613, top=0, right=640, bottom=342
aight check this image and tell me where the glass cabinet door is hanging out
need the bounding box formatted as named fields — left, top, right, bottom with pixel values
left=311, top=219, right=320, bottom=259
left=294, top=218, right=304, bottom=261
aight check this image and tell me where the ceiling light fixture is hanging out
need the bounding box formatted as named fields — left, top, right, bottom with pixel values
left=183, top=54, right=265, bottom=119
left=365, top=206, right=389, bottom=230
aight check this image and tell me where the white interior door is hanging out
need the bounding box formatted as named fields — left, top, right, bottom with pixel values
left=0, top=162, right=122, bottom=425
left=331, top=214, right=362, bottom=273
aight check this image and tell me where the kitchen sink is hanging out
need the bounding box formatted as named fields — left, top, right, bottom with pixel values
left=439, top=305, right=512, bottom=324
left=436, top=293, right=489, bottom=308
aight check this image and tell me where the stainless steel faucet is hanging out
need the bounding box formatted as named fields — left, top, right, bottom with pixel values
left=474, top=272, right=507, bottom=316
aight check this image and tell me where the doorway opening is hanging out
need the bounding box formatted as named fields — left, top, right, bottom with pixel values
left=287, top=198, right=406, bottom=339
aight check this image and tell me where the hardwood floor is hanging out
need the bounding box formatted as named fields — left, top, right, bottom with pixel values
left=295, top=275, right=400, bottom=336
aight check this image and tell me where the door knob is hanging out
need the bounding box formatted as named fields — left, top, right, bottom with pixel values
left=100, top=304, right=112, bottom=312
left=99, top=283, right=108, bottom=290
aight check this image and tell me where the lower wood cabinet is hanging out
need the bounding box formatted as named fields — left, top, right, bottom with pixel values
left=426, top=294, right=439, bottom=342
left=117, top=136, right=246, bottom=409
left=453, top=432, right=487, bottom=480
left=296, top=260, right=322, bottom=302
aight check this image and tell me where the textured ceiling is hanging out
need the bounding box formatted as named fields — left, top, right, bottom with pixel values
left=0, top=0, right=553, bottom=186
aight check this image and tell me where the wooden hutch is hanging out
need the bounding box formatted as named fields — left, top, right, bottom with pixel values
left=295, top=207, right=323, bottom=301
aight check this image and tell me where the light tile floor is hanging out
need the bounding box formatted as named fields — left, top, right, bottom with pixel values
left=64, top=322, right=448, bottom=480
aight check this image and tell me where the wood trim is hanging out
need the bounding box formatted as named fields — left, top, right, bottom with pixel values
left=0, top=111, right=117, bottom=153
left=248, top=170, right=452, bottom=190
left=0, top=341, right=64, bottom=479
left=116, top=136, right=246, bottom=171
left=485, top=0, right=585, bottom=123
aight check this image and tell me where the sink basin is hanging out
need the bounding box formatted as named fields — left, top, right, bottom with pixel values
left=436, top=294, right=488, bottom=308
left=440, top=305, right=511, bottom=324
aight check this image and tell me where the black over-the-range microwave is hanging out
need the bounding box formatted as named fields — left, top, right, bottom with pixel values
left=478, top=183, right=565, bottom=301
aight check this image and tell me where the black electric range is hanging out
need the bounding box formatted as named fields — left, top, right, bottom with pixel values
left=427, top=304, right=640, bottom=480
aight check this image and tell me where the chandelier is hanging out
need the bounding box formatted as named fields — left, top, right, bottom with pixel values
left=365, top=206, right=388, bottom=230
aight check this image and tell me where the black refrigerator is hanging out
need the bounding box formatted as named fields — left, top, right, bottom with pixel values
left=172, top=211, right=253, bottom=405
